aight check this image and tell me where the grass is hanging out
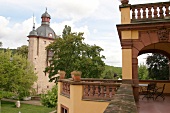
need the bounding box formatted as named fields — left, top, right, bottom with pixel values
left=1, top=101, right=55, bottom=113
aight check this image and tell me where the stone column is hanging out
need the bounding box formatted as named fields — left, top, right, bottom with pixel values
left=132, top=58, right=139, bottom=102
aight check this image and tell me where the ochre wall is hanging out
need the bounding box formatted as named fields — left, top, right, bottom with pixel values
left=57, top=82, right=109, bottom=113
left=121, top=31, right=139, bottom=39
left=120, top=7, right=130, bottom=24
left=122, top=49, right=132, bottom=79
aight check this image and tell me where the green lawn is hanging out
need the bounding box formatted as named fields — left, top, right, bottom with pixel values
left=1, top=101, right=55, bottom=113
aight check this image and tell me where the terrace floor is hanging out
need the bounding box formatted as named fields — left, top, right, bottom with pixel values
left=137, top=96, right=170, bottom=113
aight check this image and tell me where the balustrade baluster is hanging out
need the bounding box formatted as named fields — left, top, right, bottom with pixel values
left=89, top=85, right=94, bottom=97
left=111, top=87, right=115, bottom=97
left=165, top=5, right=170, bottom=17
left=137, top=8, right=141, bottom=19
left=132, top=8, right=136, bottom=19
left=94, top=85, right=99, bottom=97
left=100, top=86, right=104, bottom=98
left=84, top=85, right=89, bottom=97
left=142, top=7, right=146, bottom=19
left=153, top=6, right=158, bottom=18
left=148, top=6, right=152, bottom=19
left=159, top=5, right=164, bottom=18
left=106, top=86, right=110, bottom=98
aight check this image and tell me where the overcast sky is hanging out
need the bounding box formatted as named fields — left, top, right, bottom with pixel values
left=0, top=0, right=168, bottom=67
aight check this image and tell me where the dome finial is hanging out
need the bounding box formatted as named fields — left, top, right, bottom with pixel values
left=46, top=7, right=47, bottom=12
left=33, top=13, right=35, bottom=30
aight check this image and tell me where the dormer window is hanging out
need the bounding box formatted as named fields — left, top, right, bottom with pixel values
left=48, top=33, right=53, bottom=38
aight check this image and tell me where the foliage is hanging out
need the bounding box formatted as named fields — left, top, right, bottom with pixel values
left=146, top=53, right=169, bottom=80
left=41, top=85, right=58, bottom=108
left=101, top=65, right=122, bottom=79
left=0, top=42, right=2, bottom=47
left=1, top=101, right=55, bottom=113
left=16, top=45, right=28, bottom=58
left=0, top=91, right=14, bottom=100
left=0, top=50, right=37, bottom=98
left=45, top=25, right=105, bottom=82
left=138, top=64, right=149, bottom=80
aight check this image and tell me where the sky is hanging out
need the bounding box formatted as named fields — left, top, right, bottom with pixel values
left=0, top=0, right=168, bottom=67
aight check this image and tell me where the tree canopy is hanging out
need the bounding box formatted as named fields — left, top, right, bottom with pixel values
left=138, top=64, right=149, bottom=80
left=146, top=53, right=169, bottom=80
left=45, top=25, right=105, bottom=82
left=16, top=45, right=28, bottom=58
left=0, top=50, right=37, bottom=95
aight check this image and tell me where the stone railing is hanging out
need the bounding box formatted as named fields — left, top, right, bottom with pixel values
left=61, top=80, right=70, bottom=98
left=59, top=79, right=121, bottom=100
left=82, top=82, right=120, bottom=101
left=131, top=2, right=170, bottom=22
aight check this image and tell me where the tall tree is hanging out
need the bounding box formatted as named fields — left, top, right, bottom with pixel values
left=0, top=50, right=37, bottom=95
left=138, top=64, right=149, bottom=80
left=45, top=25, right=105, bottom=82
left=146, top=53, right=169, bottom=80
left=16, top=45, right=28, bottom=58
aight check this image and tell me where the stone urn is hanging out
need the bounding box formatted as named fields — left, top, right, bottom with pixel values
left=120, top=0, right=129, bottom=4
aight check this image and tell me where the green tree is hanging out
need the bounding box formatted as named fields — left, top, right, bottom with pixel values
left=146, top=53, right=169, bottom=80
left=0, top=42, right=2, bottom=48
left=16, top=45, right=28, bottom=58
left=0, top=50, right=37, bottom=97
left=138, top=64, right=149, bottom=80
left=45, top=25, right=105, bottom=82
left=101, top=65, right=122, bottom=79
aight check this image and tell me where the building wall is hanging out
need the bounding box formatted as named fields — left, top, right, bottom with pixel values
left=57, top=82, right=109, bottom=113
left=28, top=37, right=55, bottom=94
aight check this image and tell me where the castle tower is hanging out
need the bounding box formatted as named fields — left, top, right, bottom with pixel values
left=28, top=9, right=56, bottom=94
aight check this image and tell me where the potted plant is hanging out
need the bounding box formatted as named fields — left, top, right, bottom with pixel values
left=71, top=71, right=82, bottom=82
left=59, top=71, right=66, bottom=79
left=119, top=0, right=129, bottom=4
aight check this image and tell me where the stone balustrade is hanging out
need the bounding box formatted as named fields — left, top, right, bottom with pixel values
left=61, top=80, right=70, bottom=98
left=131, top=2, right=170, bottom=22
left=83, top=82, right=120, bottom=101
left=59, top=79, right=121, bottom=101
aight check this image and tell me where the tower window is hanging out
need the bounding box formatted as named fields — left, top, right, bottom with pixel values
left=44, top=41, right=46, bottom=44
left=48, top=33, right=53, bottom=38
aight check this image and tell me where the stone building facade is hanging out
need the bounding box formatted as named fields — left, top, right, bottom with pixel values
left=27, top=10, right=56, bottom=94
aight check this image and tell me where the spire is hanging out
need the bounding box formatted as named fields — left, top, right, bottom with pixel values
left=33, top=13, right=35, bottom=30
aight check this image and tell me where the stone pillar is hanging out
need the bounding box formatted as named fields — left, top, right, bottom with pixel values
left=132, top=58, right=139, bottom=102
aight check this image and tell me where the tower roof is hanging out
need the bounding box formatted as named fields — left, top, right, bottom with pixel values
left=41, top=8, right=51, bottom=19
left=28, top=9, right=56, bottom=39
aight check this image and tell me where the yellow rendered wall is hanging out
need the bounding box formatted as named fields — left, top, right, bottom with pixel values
left=122, top=49, right=132, bottom=79
left=120, top=7, right=130, bottom=24
left=121, top=31, right=139, bottom=39
left=57, top=82, right=109, bottom=113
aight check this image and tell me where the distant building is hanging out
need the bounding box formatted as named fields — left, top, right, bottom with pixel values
left=27, top=9, right=56, bottom=94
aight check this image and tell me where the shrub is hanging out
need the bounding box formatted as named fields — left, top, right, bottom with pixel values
left=40, top=85, right=58, bottom=108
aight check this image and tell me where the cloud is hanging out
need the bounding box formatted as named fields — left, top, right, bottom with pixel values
left=1, top=0, right=167, bottom=67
